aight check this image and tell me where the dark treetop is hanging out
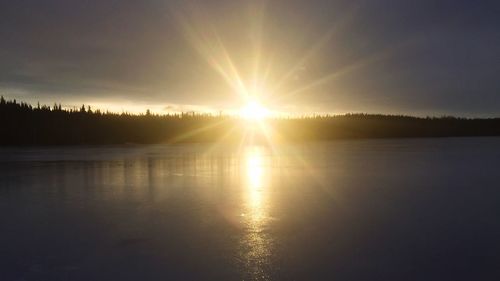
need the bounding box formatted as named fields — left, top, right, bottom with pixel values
left=1, top=97, right=500, bottom=145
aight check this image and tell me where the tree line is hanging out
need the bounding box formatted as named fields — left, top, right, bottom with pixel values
left=1, top=96, right=499, bottom=145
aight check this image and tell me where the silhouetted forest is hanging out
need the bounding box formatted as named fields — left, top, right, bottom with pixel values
left=1, top=97, right=500, bottom=145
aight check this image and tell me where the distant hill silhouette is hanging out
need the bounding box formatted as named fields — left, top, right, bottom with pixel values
left=1, top=96, right=500, bottom=145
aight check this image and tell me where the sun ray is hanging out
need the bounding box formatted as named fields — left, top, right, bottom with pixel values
left=213, top=33, right=249, bottom=98
left=272, top=38, right=416, bottom=104
left=250, top=1, right=268, bottom=98
left=172, top=4, right=249, bottom=99
left=270, top=5, right=360, bottom=95
left=168, top=1, right=418, bottom=123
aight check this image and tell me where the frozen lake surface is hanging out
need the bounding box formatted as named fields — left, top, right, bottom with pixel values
left=1, top=138, right=500, bottom=280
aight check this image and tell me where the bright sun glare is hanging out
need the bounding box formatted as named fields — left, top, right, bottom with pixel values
left=240, top=101, right=270, bottom=120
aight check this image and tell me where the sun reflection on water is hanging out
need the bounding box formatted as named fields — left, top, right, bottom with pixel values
left=241, top=146, right=273, bottom=280
left=247, top=148, right=264, bottom=212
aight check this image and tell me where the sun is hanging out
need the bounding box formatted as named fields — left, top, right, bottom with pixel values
left=240, top=100, right=270, bottom=120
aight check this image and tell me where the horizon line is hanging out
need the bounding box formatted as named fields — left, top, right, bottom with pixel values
left=1, top=95, right=499, bottom=120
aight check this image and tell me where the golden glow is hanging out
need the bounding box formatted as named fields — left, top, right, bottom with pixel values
left=240, top=100, right=270, bottom=120
left=241, top=146, right=271, bottom=279
left=246, top=147, right=265, bottom=210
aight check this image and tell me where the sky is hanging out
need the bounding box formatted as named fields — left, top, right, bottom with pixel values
left=0, top=0, right=499, bottom=116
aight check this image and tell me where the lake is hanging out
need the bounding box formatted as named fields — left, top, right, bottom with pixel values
left=1, top=138, right=500, bottom=281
